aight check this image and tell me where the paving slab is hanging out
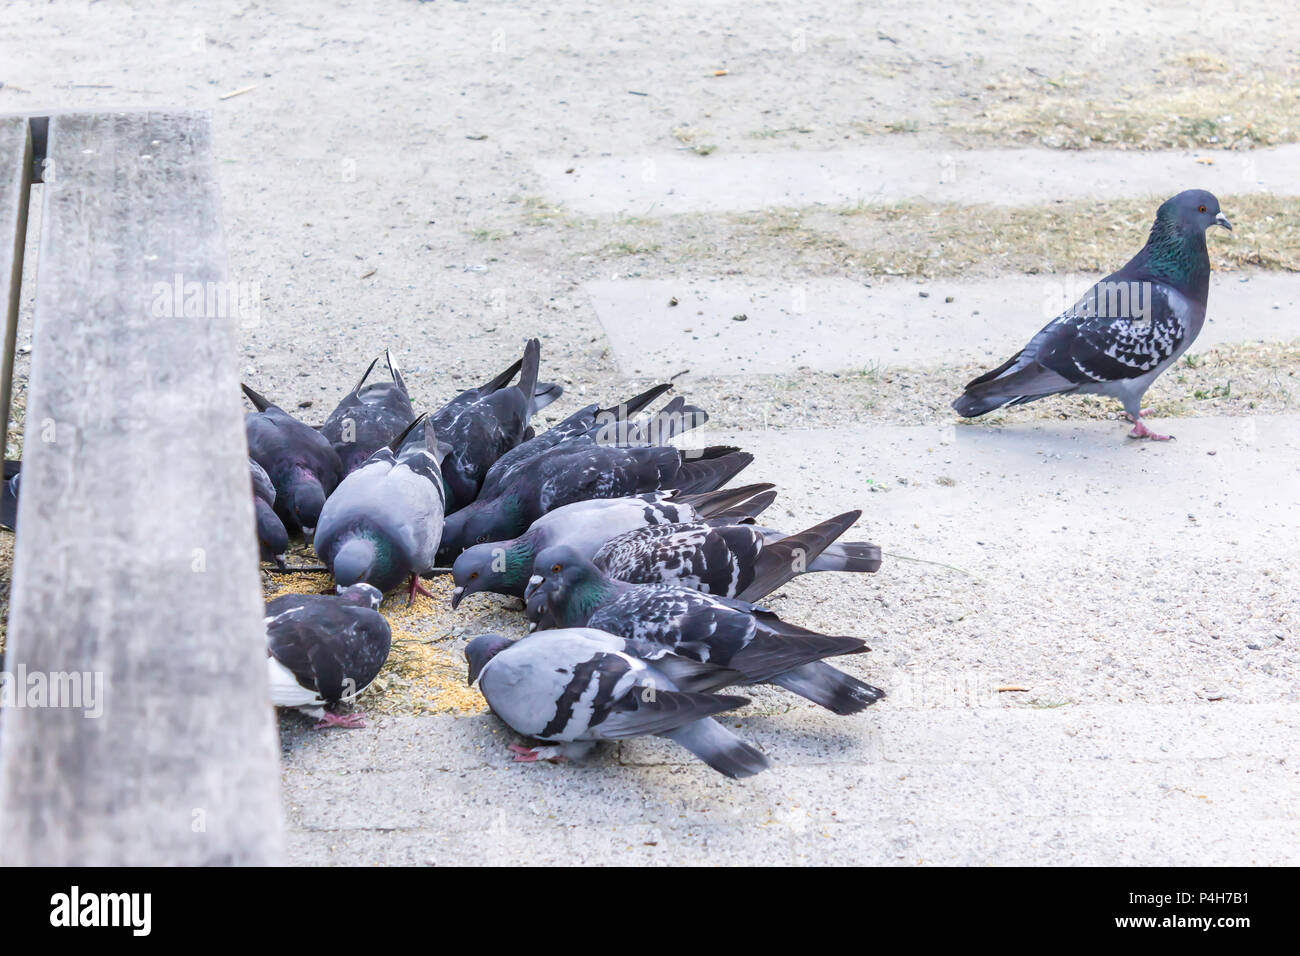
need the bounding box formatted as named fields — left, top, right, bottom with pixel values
left=282, top=704, right=1300, bottom=865
left=540, top=144, right=1300, bottom=216
left=587, top=273, right=1300, bottom=376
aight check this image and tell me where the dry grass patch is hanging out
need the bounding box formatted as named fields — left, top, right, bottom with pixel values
left=957, top=60, right=1300, bottom=151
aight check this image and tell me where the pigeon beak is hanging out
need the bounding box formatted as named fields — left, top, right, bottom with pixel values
left=523, top=574, right=543, bottom=599
left=1215, top=212, right=1233, bottom=231
left=450, top=586, right=464, bottom=609
left=528, top=621, right=537, bottom=632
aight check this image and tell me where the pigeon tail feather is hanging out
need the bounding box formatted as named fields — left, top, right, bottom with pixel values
left=669, top=450, right=753, bottom=496
left=516, top=339, right=542, bottom=412
left=480, top=356, right=524, bottom=395
left=736, top=510, right=861, bottom=603
left=385, top=349, right=409, bottom=397
left=952, top=357, right=1073, bottom=418
left=350, top=355, right=382, bottom=398
left=530, top=382, right=564, bottom=416
left=659, top=716, right=769, bottom=779
left=674, top=482, right=776, bottom=520
left=810, top=540, right=882, bottom=574
left=768, top=661, right=885, bottom=715
left=241, top=382, right=273, bottom=412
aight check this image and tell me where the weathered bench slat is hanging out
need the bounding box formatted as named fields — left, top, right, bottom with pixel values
left=0, top=117, right=32, bottom=458
left=0, top=111, right=284, bottom=865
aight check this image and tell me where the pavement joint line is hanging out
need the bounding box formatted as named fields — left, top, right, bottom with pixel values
left=539, top=144, right=1300, bottom=216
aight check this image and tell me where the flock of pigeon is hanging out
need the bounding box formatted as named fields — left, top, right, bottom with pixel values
left=246, top=338, right=884, bottom=776
left=0, top=188, right=1234, bottom=779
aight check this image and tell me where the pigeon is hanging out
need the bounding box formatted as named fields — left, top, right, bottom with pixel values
left=591, top=510, right=881, bottom=602
left=476, top=383, right=698, bottom=496
left=243, top=383, right=344, bottom=535
left=0, top=459, right=20, bottom=532
left=438, top=442, right=754, bottom=562
left=450, top=483, right=777, bottom=607
left=250, top=459, right=289, bottom=567
left=320, top=350, right=416, bottom=475
left=524, top=545, right=885, bottom=715
left=314, top=413, right=447, bottom=604
left=265, top=583, right=391, bottom=728
left=465, top=629, right=769, bottom=778
left=953, top=190, right=1232, bottom=440
left=428, top=338, right=559, bottom=512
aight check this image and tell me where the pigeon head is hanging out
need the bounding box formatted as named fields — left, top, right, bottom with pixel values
left=330, top=535, right=385, bottom=589
left=524, top=544, right=614, bottom=627
left=289, top=474, right=328, bottom=532
left=1159, top=190, right=1231, bottom=235
left=464, top=633, right=515, bottom=685
left=439, top=496, right=524, bottom=562
left=450, top=534, right=536, bottom=608
left=1139, top=190, right=1230, bottom=296
left=335, top=582, right=383, bottom=610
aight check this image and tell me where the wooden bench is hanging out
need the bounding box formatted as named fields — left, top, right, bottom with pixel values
left=0, top=111, right=283, bottom=864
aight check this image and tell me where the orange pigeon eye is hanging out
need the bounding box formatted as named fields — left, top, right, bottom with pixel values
left=551, top=564, right=562, bottom=573
left=1198, top=204, right=1207, bottom=213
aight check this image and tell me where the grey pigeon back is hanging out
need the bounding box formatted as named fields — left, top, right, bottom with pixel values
left=469, top=628, right=768, bottom=777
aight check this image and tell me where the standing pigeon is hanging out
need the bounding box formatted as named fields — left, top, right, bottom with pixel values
left=450, top=483, right=776, bottom=607
left=429, top=338, right=557, bottom=512
left=438, top=443, right=754, bottom=561
left=478, top=383, right=676, bottom=497
left=314, top=413, right=447, bottom=604
left=265, top=583, right=391, bottom=728
left=953, top=190, right=1232, bottom=440
left=465, top=629, right=769, bottom=778
left=250, top=459, right=289, bottom=567
left=524, top=545, right=885, bottom=715
left=320, top=350, right=416, bottom=475
left=592, top=510, right=881, bottom=602
left=244, top=383, right=344, bottom=535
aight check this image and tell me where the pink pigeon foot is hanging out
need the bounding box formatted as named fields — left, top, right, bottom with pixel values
left=508, top=743, right=567, bottom=763
left=508, top=743, right=540, bottom=762
left=315, top=710, right=366, bottom=729
left=407, top=573, right=433, bottom=606
left=1124, top=408, right=1156, bottom=422
left=1128, top=419, right=1173, bottom=441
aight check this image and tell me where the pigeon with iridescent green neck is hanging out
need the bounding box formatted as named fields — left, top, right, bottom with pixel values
left=314, top=414, right=447, bottom=605
left=953, top=190, right=1232, bottom=440
left=524, top=545, right=885, bottom=715
left=449, top=483, right=776, bottom=607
